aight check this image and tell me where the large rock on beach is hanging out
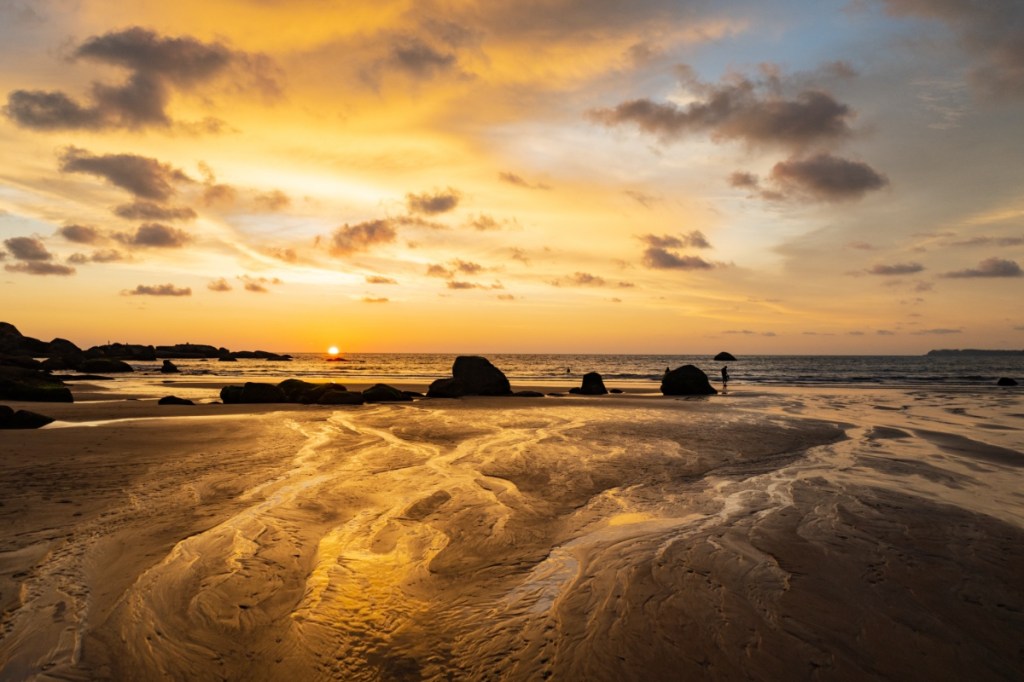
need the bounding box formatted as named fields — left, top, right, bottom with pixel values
left=0, top=405, right=55, bottom=429
left=220, top=382, right=286, bottom=404
left=714, top=351, right=737, bottom=361
left=0, top=367, right=73, bottom=402
left=78, top=358, right=134, bottom=373
left=428, top=356, right=512, bottom=397
left=363, top=384, right=412, bottom=403
left=317, top=389, right=365, bottom=405
left=570, top=371, right=608, bottom=395
left=661, top=365, right=718, bottom=396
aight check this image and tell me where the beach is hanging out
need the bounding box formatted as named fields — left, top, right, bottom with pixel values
left=1, top=379, right=1022, bottom=680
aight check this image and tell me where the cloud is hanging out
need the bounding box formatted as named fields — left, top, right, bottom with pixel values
left=389, top=38, right=457, bottom=79
left=768, top=153, right=888, bottom=201
left=366, top=275, right=398, bottom=284
left=239, top=275, right=282, bottom=292
left=123, top=283, right=191, bottom=296
left=4, top=27, right=279, bottom=131
left=876, top=330, right=897, bottom=336
left=208, top=278, right=232, bottom=292
left=466, top=214, right=509, bottom=231
left=362, top=296, right=389, bottom=303
left=59, top=147, right=192, bottom=201
left=426, top=264, right=452, bottom=278
left=498, top=172, right=550, bottom=190
left=115, top=223, right=192, bottom=248
left=497, top=294, right=516, bottom=301
left=642, top=248, right=714, bottom=270
left=113, top=201, right=196, bottom=221
left=5, top=261, right=76, bottom=276
left=57, top=224, right=102, bottom=244
left=253, top=190, right=291, bottom=212
left=624, top=190, right=660, bottom=207
left=846, top=241, right=877, bottom=250
left=509, top=247, right=530, bottom=264
left=728, top=171, right=760, bottom=189
left=446, top=280, right=504, bottom=290
left=202, top=183, right=238, bottom=206
left=910, top=328, right=962, bottom=335
left=67, top=249, right=124, bottom=264
left=4, top=236, right=52, bottom=260
left=330, top=219, right=397, bottom=255
left=881, top=0, right=1024, bottom=98
left=867, top=262, right=925, bottom=275
left=552, top=272, right=606, bottom=287
left=406, top=187, right=461, bottom=215
left=589, top=65, right=854, bottom=148
left=941, top=257, right=1023, bottom=278
left=640, top=231, right=711, bottom=249
left=950, top=235, right=1024, bottom=247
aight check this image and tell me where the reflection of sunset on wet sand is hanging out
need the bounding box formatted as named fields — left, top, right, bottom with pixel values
left=2, top=380, right=1021, bottom=679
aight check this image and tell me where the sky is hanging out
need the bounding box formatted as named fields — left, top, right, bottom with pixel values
left=0, top=0, right=1021, bottom=354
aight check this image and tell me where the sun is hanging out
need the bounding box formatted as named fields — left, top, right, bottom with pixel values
left=327, top=346, right=339, bottom=356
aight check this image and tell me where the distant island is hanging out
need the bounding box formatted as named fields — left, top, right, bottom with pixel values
left=926, top=349, right=1024, bottom=357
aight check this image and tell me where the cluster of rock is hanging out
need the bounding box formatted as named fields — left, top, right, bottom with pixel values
left=0, top=404, right=55, bottom=429
left=219, top=379, right=418, bottom=405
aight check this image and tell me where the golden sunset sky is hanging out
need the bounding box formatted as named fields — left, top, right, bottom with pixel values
left=1, top=0, right=1021, bottom=353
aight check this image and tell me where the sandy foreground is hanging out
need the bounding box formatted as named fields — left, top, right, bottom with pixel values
left=0, top=378, right=1022, bottom=681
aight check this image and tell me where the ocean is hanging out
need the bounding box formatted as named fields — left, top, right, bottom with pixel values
left=110, top=353, right=1023, bottom=388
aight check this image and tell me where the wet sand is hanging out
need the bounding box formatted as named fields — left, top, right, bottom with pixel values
left=1, top=382, right=1022, bottom=680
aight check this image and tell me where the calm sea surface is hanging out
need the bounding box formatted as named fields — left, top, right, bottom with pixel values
left=119, top=353, right=1024, bottom=388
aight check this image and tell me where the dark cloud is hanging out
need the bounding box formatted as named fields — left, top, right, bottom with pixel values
left=467, top=214, right=507, bottom=231
left=5, top=261, right=76, bottom=276
left=208, top=278, right=232, bottom=292
left=4, top=236, right=52, bottom=260
left=553, top=272, right=606, bottom=287
left=202, top=183, right=238, bottom=206
left=867, top=262, right=925, bottom=275
left=407, top=188, right=461, bottom=215
left=498, top=172, right=550, bottom=190
left=876, top=330, right=896, bottom=336
left=728, top=171, right=760, bottom=189
left=642, top=248, right=714, bottom=270
left=452, top=259, right=483, bottom=275
left=389, top=38, right=457, bottom=78
left=67, top=249, right=124, bottom=264
left=116, top=223, right=192, bottom=248
left=60, top=147, right=192, bottom=201
left=446, top=281, right=504, bottom=290
left=239, top=275, right=282, bottom=293
left=590, top=66, right=853, bottom=148
left=769, top=153, right=888, bottom=201
left=426, top=264, right=452, bottom=278
left=910, top=328, right=962, bottom=335
left=4, top=27, right=279, bottom=131
left=640, top=231, right=711, bottom=249
left=254, top=190, right=291, bottom=212
left=950, top=235, right=1024, bottom=247
left=509, top=247, right=530, bottom=264
left=882, top=0, right=1024, bottom=98
left=941, top=257, right=1023, bottom=278
left=58, top=224, right=102, bottom=243
left=366, top=275, right=398, bottom=284
left=330, top=219, right=397, bottom=255
left=123, top=283, right=192, bottom=296
left=114, top=201, right=196, bottom=221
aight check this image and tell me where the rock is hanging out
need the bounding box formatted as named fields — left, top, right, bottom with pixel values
left=362, top=384, right=412, bottom=403
left=0, top=322, right=50, bottom=356
left=427, top=377, right=463, bottom=398
left=402, top=391, right=425, bottom=399
left=160, top=360, right=180, bottom=374
left=230, top=350, right=293, bottom=361
left=220, top=385, right=244, bottom=404
left=278, top=380, right=349, bottom=404
left=513, top=390, right=545, bottom=398
left=610, top=388, right=623, bottom=394
left=78, top=358, right=134, bottom=373
left=0, top=405, right=55, bottom=429
left=47, top=338, right=81, bottom=356
left=155, top=343, right=222, bottom=358
left=85, top=343, right=156, bottom=360
left=0, top=367, right=73, bottom=402
left=218, top=355, right=237, bottom=362
left=158, top=395, right=194, bottom=405
left=661, top=365, right=718, bottom=396
left=578, top=371, right=608, bottom=395
left=997, top=377, right=1018, bottom=386
left=0, top=354, right=44, bottom=370
left=241, top=382, right=286, bottom=403
left=40, top=354, right=83, bottom=371
left=714, top=351, right=737, bottom=361
left=317, top=389, right=365, bottom=405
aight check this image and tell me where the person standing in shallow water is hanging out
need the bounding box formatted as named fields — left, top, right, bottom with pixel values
left=721, top=366, right=730, bottom=390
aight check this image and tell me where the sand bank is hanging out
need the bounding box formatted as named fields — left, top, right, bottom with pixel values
left=1, top=382, right=1021, bottom=680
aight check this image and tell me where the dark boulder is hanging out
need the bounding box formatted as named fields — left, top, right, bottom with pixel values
left=427, top=377, right=464, bottom=398
left=578, top=371, right=608, bottom=395
left=240, top=382, right=286, bottom=403
left=0, top=354, right=44, bottom=370
left=0, top=367, right=73, bottom=402
left=41, top=354, right=83, bottom=371
left=0, top=405, right=55, bottom=429
left=278, top=379, right=319, bottom=402
left=661, top=365, right=718, bottom=396
left=220, top=385, right=244, bottom=404
left=218, top=355, right=237, bottom=362
left=453, top=356, right=511, bottom=395
left=610, top=388, right=623, bottom=394
left=47, top=338, right=81, bottom=356
left=997, top=377, right=1018, bottom=386
left=231, top=350, right=293, bottom=361
left=78, top=358, right=134, bottom=373
left=0, top=322, right=49, bottom=356
left=714, top=352, right=737, bottom=361
left=160, top=360, right=180, bottom=374
left=317, top=389, right=365, bottom=405
left=158, top=395, right=195, bottom=406
left=362, top=384, right=412, bottom=403
left=155, top=343, right=221, bottom=359
left=513, top=390, right=545, bottom=398
left=85, top=343, right=156, bottom=360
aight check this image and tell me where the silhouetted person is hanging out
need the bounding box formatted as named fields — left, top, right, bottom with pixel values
left=721, top=366, right=730, bottom=390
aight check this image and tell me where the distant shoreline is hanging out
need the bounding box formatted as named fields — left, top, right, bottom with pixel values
left=926, top=349, right=1024, bottom=356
